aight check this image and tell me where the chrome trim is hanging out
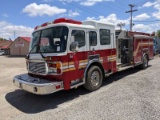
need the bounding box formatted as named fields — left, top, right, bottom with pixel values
left=47, top=61, right=63, bottom=75
left=13, top=74, right=64, bottom=95
left=134, top=62, right=143, bottom=66
left=70, top=78, right=85, bottom=89
left=134, top=61, right=142, bottom=64
left=28, top=61, right=47, bottom=75
left=29, top=59, right=46, bottom=62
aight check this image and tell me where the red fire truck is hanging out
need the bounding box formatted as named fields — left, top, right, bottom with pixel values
left=13, top=18, right=154, bottom=95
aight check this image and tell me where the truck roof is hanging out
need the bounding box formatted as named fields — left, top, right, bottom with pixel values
left=34, top=18, right=115, bottom=32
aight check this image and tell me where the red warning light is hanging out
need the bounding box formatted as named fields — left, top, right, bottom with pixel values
left=54, top=18, right=82, bottom=25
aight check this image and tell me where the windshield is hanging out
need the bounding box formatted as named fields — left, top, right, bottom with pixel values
left=30, top=26, right=69, bottom=53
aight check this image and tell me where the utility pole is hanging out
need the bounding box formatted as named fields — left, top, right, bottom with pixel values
left=117, top=22, right=125, bottom=30
left=14, top=30, right=16, bottom=40
left=126, top=4, right=137, bottom=31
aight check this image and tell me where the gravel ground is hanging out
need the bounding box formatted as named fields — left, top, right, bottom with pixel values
left=0, top=55, right=160, bottom=120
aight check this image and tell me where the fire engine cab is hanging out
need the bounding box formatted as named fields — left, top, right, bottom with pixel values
left=13, top=18, right=154, bottom=95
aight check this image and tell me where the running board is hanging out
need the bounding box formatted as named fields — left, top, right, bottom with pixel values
left=70, top=79, right=85, bottom=89
left=117, top=65, right=134, bottom=72
left=105, top=72, right=113, bottom=77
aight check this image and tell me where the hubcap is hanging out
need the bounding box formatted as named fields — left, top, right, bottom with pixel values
left=90, top=71, right=100, bottom=86
left=144, top=57, right=148, bottom=67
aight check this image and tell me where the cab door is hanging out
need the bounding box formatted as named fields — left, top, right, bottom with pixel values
left=87, top=31, right=99, bottom=56
left=68, top=29, right=87, bottom=81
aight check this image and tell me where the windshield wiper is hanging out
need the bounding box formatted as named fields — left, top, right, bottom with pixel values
left=26, top=43, right=45, bottom=59
left=26, top=44, right=38, bottom=59
left=38, top=47, right=45, bottom=59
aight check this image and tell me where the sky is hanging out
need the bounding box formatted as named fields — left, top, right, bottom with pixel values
left=0, top=0, right=160, bottom=40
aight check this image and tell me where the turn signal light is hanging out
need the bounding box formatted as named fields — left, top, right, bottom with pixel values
left=57, top=68, right=61, bottom=74
left=56, top=62, right=61, bottom=68
left=48, top=62, right=61, bottom=68
left=48, top=63, right=56, bottom=68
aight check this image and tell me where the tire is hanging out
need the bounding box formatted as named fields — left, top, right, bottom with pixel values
left=140, top=55, right=148, bottom=69
left=83, top=66, right=103, bottom=91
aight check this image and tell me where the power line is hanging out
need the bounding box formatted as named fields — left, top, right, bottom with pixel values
left=134, top=20, right=160, bottom=23
left=126, top=4, right=138, bottom=31
left=68, top=2, right=100, bottom=17
left=99, top=2, right=126, bottom=13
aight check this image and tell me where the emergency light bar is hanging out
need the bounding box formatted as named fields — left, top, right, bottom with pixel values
left=53, top=18, right=82, bottom=24
left=34, top=18, right=82, bottom=30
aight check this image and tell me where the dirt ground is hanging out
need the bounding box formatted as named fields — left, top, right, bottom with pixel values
left=0, top=55, right=160, bottom=120
left=0, top=56, right=27, bottom=120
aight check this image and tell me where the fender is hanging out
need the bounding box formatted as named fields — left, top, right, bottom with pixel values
left=84, top=59, right=105, bottom=81
left=142, top=53, right=149, bottom=61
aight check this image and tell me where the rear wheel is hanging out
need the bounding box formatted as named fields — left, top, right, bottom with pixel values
left=84, top=66, right=103, bottom=91
left=140, top=55, right=148, bottom=69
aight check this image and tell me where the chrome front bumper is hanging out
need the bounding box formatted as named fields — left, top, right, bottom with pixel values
left=13, top=74, right=64, bottom=95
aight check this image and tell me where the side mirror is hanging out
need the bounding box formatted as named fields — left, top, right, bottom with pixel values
left=54, top=38, right=60, bottom=44
left=70, top=41, right=78, bottom=52
left=55, top=41, right=60, bottom=45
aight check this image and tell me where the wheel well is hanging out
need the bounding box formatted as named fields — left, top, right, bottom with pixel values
left=86, top=62, right=105, bottom=80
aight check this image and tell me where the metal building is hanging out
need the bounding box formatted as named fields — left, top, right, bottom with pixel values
left=9, top=37, right=30, bottom=56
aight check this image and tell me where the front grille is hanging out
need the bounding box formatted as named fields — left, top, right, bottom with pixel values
left=29, top=62, right=46, bottom=74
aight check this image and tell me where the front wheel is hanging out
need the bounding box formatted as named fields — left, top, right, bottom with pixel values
left=140, top=55, right=148, bottom=69
left=83, top=66, right=103, bottom=91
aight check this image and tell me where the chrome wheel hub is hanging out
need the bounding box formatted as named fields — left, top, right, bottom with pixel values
left=90, top=71, right=100, bottom=86
left=144, top=57, right=148, bottom=67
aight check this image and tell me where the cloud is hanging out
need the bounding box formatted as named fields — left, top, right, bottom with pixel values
left=68, top=10, right=80, bottom=17
left=22, top=3, right=67, bottom=17
left=140, top=0, right=160, bottom=19
left=85, top=13, right=160, bottom=33
left=152, top=1, right=160, bottom=19
left=80, top=0, right=114, bottom=6
left=132, top=22, right=160, bottom=33
left=142, top=1, right=156, bottom=8
left=133, top=24, right=152, bottom=32
left=152, top=12, right=160, bottom=19
left=133, top=13, right=150, bottom=21
left=99, top=14, right=129, bottom=25
left=0, top=21, right=33, bottom=39
left=86, top=14, right=129, bottom=30
left=86, top=17, right=96, bottom=20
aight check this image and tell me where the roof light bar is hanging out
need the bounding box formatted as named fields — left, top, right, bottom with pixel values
left=53, top=18, right=82, bottom=24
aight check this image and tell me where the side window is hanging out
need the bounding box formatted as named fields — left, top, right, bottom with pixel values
left=89, top=31, right=97, bottom=46
left=100, top=29, right=110, bottom=45
left=71, top=30, right=85, bottom=47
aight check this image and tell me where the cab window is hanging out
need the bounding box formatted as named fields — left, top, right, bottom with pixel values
left=89, top=31, right=97, bottom=46
left=71, top=30, right=85, bottom=47
left=100, top=29, right=110, bottom=45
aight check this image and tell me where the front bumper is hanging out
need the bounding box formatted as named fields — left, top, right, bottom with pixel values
left=13, top=74, right=63, bottom=95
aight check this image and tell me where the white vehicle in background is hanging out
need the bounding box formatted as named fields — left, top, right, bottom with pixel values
left=0, top=50, right=4, bottom=55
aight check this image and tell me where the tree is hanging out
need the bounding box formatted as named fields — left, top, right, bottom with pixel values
left=151, top=31, right=156, bottom=37
left=157, top=30, right=160, bottom=38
